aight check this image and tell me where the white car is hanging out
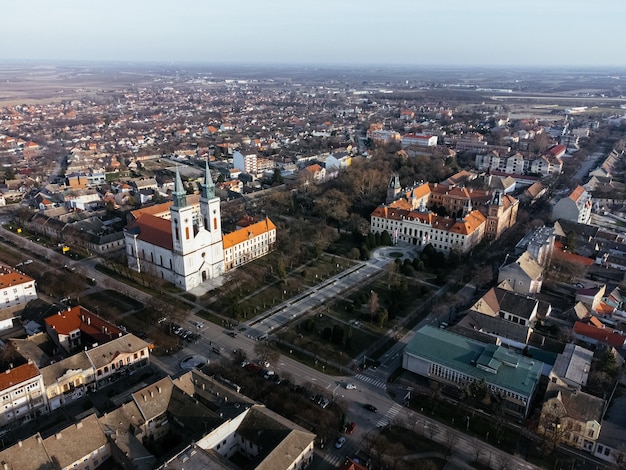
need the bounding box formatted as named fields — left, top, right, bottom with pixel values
left=345, top=383, right=357, bottom=390
left=335, top=437, right=346, bottom=449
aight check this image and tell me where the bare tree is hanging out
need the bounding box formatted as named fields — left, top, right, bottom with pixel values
left=367, top=290, right=379, bottom=324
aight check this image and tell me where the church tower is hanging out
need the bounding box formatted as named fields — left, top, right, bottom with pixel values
left=170, top=166, right=195, bottom=255
left=386, top=174, right=401, bottom=204
left=199, top=160, right=224, bottom=277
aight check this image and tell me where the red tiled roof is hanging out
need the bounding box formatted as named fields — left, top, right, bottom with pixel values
left=569, top=185, right=586, bottom=202
left=45, top=305, right=123, bottom=342
left=0, top=363, right=39, bottom=392
left=573, top=321, right=626, bottom=348
left=126, top=213, right=173, bottom=250
left=0, top=271, right=34, bottom=288
left=553, top=241, right=594, bottom=266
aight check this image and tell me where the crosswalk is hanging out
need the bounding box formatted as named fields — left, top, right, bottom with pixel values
left=376, top=403, right=402, bottom=428
left=354, top=373, right=387, bottom=390
left=322, top=453, right=347, bottom=467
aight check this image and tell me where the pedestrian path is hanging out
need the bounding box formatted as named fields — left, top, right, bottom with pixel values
left=354, top=373, right=387, bottom=390
left=376, top=403, right=402, bottom=428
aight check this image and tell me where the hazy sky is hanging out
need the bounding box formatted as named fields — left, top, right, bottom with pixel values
left=3, top=0, right=625, bottom=67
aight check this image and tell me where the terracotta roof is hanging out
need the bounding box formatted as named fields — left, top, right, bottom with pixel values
left=569, top=185, right=586, bottom=202
left=573, top=321, right=626, bottom=348
left=0, top=362, right=39, bottom=392
left=305, top=164, right=323, bottom=173
left=126, top=213, right=174, bottom=250
left=45, top=305, right=123, bottom=341
left=223, top=218, right=276, bottom=249
left=0, top=271, right=34, bottom=288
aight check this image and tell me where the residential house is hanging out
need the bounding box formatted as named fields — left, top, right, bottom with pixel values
left=572, top=321, right=626, bottom=349
left=303, top=163, right=326, bottom=184
left=514, top=226, right=555, bottom=266
left=552, top=186, right=593, bottom=224
left=85, top=334, right=151, bottom=388
left=548, top=344, right=593, bottom=390
left=41, top=414, right=111, bottom=470
left=538, top=383, right=604, bottom=453
left=0, top=362, right=46, bottom=427
left=0, top=263, right=37, bottom=331
left=497, top=251, right=544, bottom=295
left=459, top=283, right=550, bottom=344
left=325, top=151, right=352, bottom=170
left=44, top=306, right=125, bottom=354
left=41, top=351, right=96, bottom=411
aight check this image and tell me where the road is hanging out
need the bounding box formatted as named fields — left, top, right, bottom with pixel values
left=0, top=222, right=543, bottom=469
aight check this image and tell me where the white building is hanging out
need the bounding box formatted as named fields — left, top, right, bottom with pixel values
left=124, top=163, right=276, bottom=291
left=0, top=362, right=46, bottom=427
left=552, top=185, right=593, bottom=224
left=401, top=134, right=437, bottom=148
left=233, top=151, right=258, bottom=175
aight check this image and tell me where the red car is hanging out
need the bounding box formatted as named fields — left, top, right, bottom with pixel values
left=347, top=422, right=356, bottom=434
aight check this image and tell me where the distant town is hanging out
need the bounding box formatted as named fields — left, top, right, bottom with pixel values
left=0, top=63, right=625, bottom=470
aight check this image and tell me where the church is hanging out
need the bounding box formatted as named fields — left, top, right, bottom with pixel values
left=124, top=163, right=276, bottom=291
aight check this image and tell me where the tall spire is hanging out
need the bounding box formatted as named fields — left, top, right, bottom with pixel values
left=201, top=159, right=215, bottom=200
left=172, top=165, right=187, bottom=208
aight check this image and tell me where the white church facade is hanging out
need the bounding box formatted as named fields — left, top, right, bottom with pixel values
left=124, top=164, right=276, bottom=291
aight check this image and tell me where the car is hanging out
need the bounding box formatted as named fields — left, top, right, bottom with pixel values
left=345, top=383, right=357, bottom=390
left=347, top=422, right=356, bottom=434
left=227, top=331, right=237, bottom=337
left=364, top=404, right=377, bottom=412
left=334, top=437, right=346, bottom=449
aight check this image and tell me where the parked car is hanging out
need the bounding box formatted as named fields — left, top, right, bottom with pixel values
left=364, top=404, right=377, bottom=412
left=347, top=422, right=356, bottom=434
left=335, top=437, right=346, bottom=449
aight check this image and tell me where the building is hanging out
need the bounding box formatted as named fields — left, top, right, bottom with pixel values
left=370, top=204, right=486, bottom=254
left=497, top=251, right=544, bottom=295
left=552, top=186, right=593, bottom=224
left=401, top=134, right=437, bottom=148
left=0, top=263, right=37, bottom=312
left=514, top=226, right=555, bottom=266
left=233, top=151, right=258, bottom=175
left=44, top=306, right=125, bottom=354
left=0, top=368, right=316, bottom=470
left=124, top=163, right=276, bottom=291
left=538, top=383, right=604, bottom=453
left=459, top=283, right=550, bottom=344
left=0, top=362, right=46, bottom=427
left=372, top=178, right=519, bottom=252
left=402, top=326, right=542, bottom=418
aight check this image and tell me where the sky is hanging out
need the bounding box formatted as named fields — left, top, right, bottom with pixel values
left=3, top=0, right=625, bottom=68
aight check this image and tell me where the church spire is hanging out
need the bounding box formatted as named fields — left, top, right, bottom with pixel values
left=173, top=165, right=187, bottom=208
left=201, top=159, right=215, bottom=200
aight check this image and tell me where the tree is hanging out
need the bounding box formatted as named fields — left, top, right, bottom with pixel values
left=254, top=341, right=280, bottom=365
left=377, top=308, right=388, bottom=328
left=331, top=325, right=344, bottom=345
left=276, top=258, right=287, bottom=279
left=367, top=291, right=379, bottom=324
left=271, top=168, right=283, bottom=185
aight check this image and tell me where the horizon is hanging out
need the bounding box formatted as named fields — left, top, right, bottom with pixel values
left=3, top=0, right=625, bottom=69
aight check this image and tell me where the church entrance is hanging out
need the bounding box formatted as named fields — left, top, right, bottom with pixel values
left=202, top=270, right=207, bottom=282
